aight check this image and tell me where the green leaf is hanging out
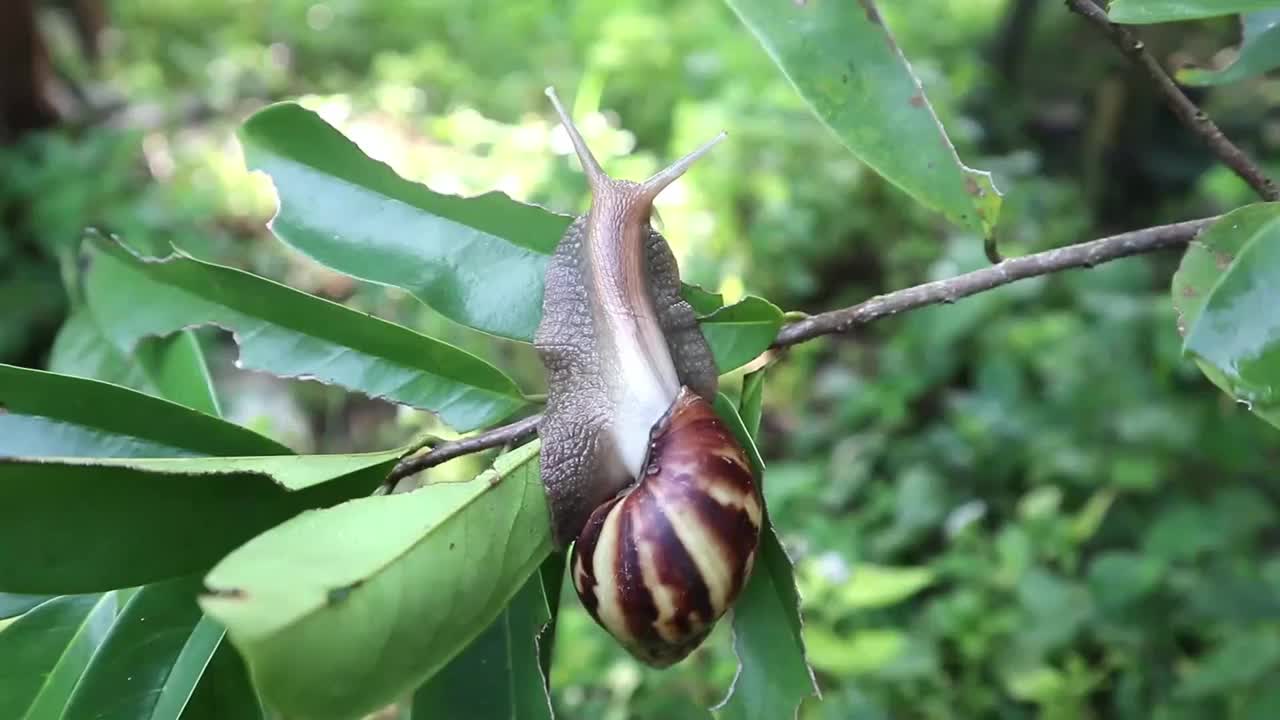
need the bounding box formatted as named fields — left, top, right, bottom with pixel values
left=834, top=564, right=934, bottom=611
left=0, top=450, right=401, bottom=593
left=0, top=594, right=54, bottom=620
left=1172, top=203, right=1280, bottom=430
left=1108, top=0, right=1280, bottom=23
left=239, top=103, right=773, bottom=349
left=133, top=333, right=222, bottom=417
left=50, top=309, right=153, bottom=391
left=0, top=364, right=287, bottom=459
left=56, top=312, right=222, bottom=416
left=180, top=641, right=264, bottom=720
left=717, top=530, right=818, bottom=720
left=0, top=593, right=118, bottom=719
left=683, top=283, right=728, bottom=316
left=535, top=553, right=566, bottom=688
left=803, top=627, right=906, bottom=677
left=700, top=297, right=784, bottom=374
left=200, top=442, right=552, bottom=720
left=724, top=0, right=1001, bottom=236
left=740, top=368, right=767, bottom=440
left=85, top=238, right=526, bottom=433
left=1178, top=12, right=1280, bottom=85
left=240, top=102, right=569, bottom=342
left=712, top=392, right=817, bottom=720
left=1176, top=630, right=1280, bottom=697
left=412, top=567, right=555, bottom=720
left=63, top=576, right=221, bottom=720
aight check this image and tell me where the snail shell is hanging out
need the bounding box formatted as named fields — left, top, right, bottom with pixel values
left=571, top=387, right=762, bottom=667
left=535, top=87, right=760, bottom=666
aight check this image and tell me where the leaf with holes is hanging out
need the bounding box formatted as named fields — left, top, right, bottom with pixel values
left=725, top=0, right=1001, bottom=237
left=201, top=442, right=551, bottom=720
left=712, top=391, right=818, bottom=720
left=1, top=450, right=401, bottom=593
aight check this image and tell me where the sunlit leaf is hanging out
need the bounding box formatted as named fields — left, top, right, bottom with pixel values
left=201, top=442, right=552, bottom=720
left=84, top=238, right=526, bottom=433
left=0, top=593, right=118, bottom=719
left=1109, top=0, right=1280, bottom=23
left=240, top=102, right=569, bottom=342
left=0, top=450, right=401, bottom=593
left=724, top=0, right=1001, bottom=236
left=1172, top=203, right=1280, bottom=430
left=238, top=103, right=780, bottom=355
left=713, top=391, right=817, bottom=720
left=63, top=576, right=221, bottom=720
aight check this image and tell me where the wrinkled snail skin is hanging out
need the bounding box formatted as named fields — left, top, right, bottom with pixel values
left=535, top=86, right=722, bottom=548
left=571, top=388, right=763, bottom=667
left=535, top=87, right=762, bottom=666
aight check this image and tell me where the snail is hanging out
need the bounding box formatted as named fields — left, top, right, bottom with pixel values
left=535, top=87, right=764, bottom=667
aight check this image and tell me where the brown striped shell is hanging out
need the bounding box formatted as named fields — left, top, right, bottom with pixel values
left=571, top=387, right=763, bottom=667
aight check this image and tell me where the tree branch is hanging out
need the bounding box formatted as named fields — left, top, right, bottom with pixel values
left=389, top=413, right=539, bottom=483
left=387, top=215, right=1216, bottom=483
left=773, top=215, right=1214, bottom=346
left=1064, top=0, right=1279, bottom=201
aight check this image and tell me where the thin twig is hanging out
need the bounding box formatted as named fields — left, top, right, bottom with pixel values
left=1064, top=0, right=1279, bottom=201
left=389, top=413, right=540, bottom=483
left=774, top=215, right=1213, bottom=346
left=388, top=215, right=1216, bottom=482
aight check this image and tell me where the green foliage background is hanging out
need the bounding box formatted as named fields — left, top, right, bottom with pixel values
left=5, top=0, right=1280, bottom=717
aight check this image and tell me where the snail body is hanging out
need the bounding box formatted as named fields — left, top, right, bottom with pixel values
left=535, top=88, right=762, bottom=667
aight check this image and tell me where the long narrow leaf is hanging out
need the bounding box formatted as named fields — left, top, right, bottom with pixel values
left=242, top=102, right=568, bottom=342
left=85, top=238, right=526, bottom=433
left=237, top=103, right=785, bottom=368
left=712, top=391, right=818, bottom=720
left=0, top=593, right=118, bottom=719
left=724, top=0, right=1000, bottom=236
left=63, top=576, right=220, bottom=720
left=0, top=450, right=401, bottom=593
left=0, top=364, right=287, bottom=459
left=1109, top=0, right=1280, bottom=23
